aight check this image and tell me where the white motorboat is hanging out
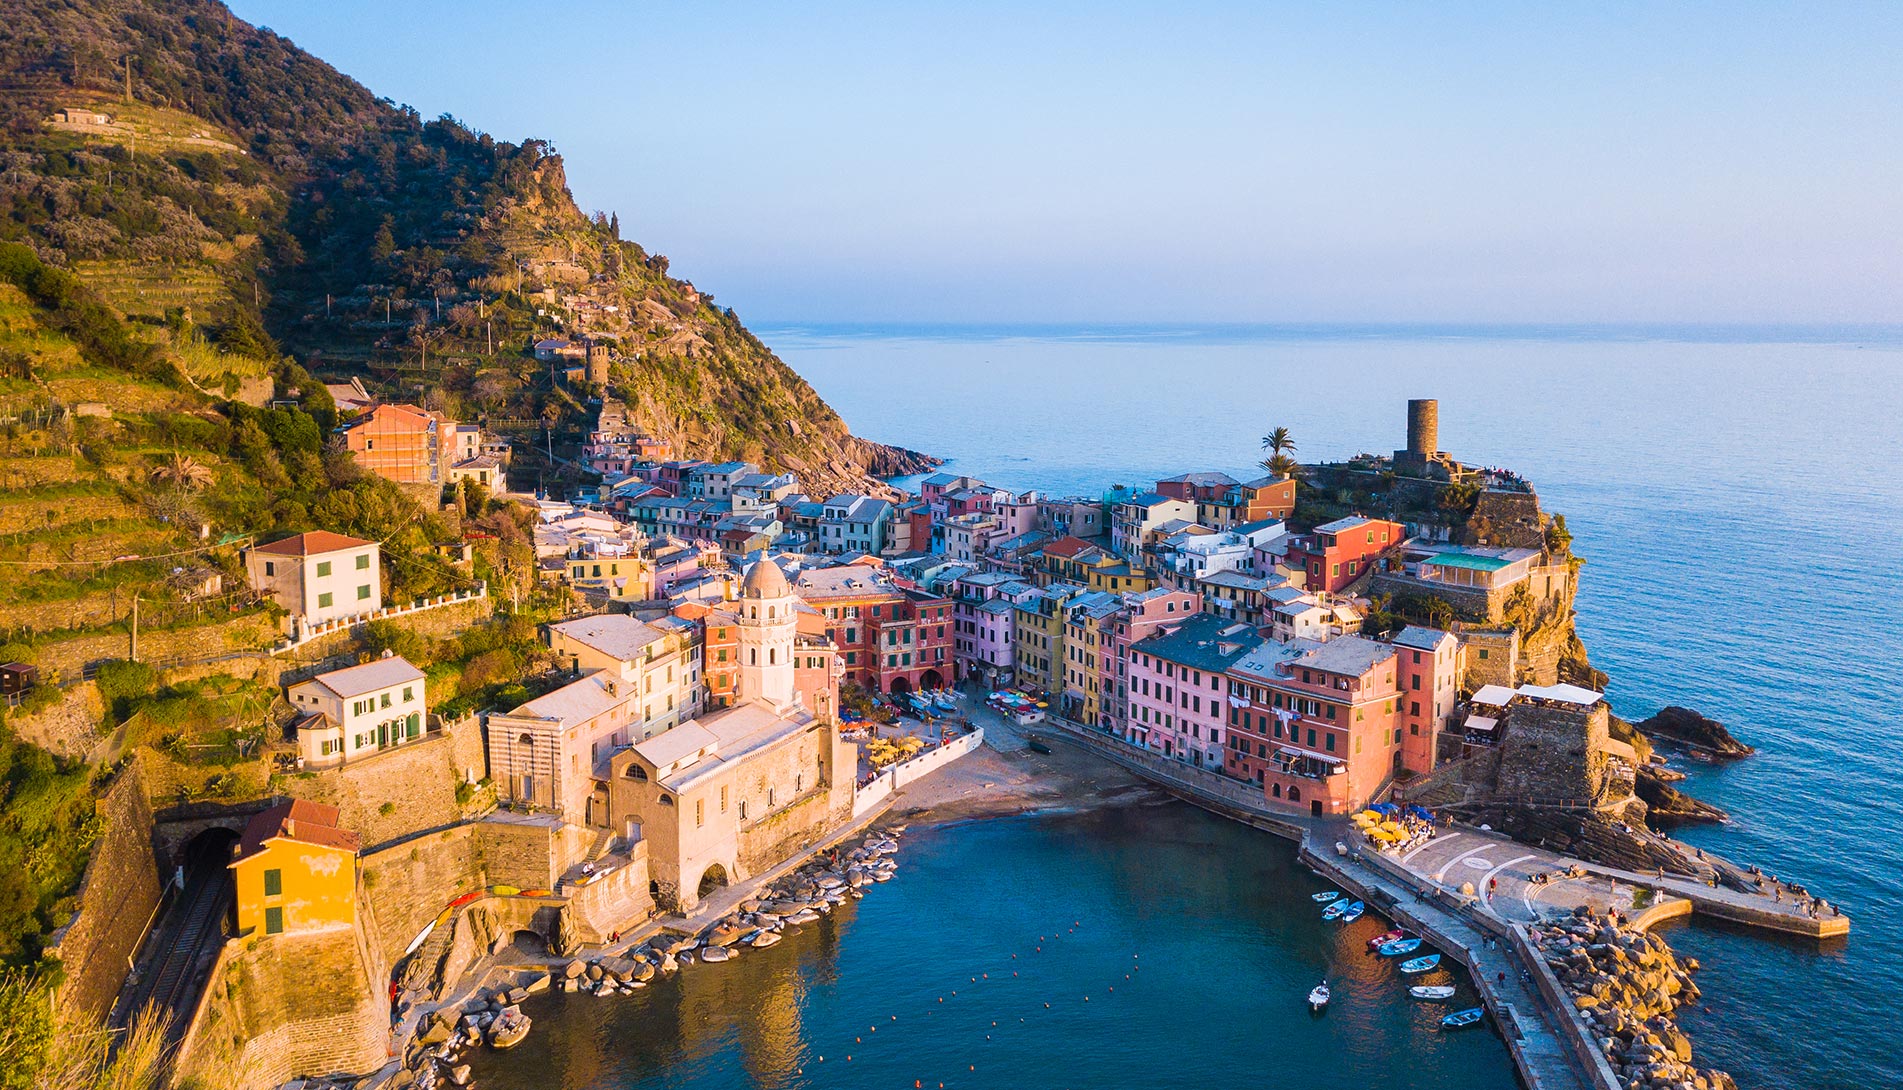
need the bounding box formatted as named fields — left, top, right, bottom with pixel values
left=1409, top=985, right=1456, bottom=1001
left=1307, top=982, right=1330, bottom=1012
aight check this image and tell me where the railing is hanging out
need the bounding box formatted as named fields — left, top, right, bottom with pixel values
left=271, top=582, right=488, bottom=654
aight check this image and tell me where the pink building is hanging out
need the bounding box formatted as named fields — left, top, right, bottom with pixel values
left=1223, top=635, right=1405, bottom=816
left=951, top=572, right=1035, bottom=684
left=1100, top=588, right=1200, bottom=737
left=1393, top=626, right=1462, bottom=771
left=1125, top=613, right=1262, bottom=769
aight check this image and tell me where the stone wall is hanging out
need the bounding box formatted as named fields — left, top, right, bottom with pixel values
left=1462, top=628, right=1520, bottom=688
left=565, top=842, right=654, bottom=943
left=1495, top=700, right=1612, bottom=805
left=6, top=682, right=105, bottom=759
left=18, top=612, right=281, bottom=685
left=265, top=597, right=493, bottom=682
left=278, top=720, right=482, bottom=851
left=474, top=812, right=566, bottom=891
left=174, top=925, right=390, bottom=1090
left=46, top=765, right=162, bottom=1022
left=359, top=824, right=486, bottom=968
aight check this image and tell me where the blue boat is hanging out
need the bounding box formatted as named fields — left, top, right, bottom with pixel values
left=1337, top=901, right=1365, bottom=923
left=1312, top=891, right=1341, bottom=903
left=1378, top=937, right=1424, bottom=957
left=1322, top=899, right=1349, bottom=920
left=1441, top=1007, right=1484, bottom=1029
left=1399, top=954, right=1442, bottom=974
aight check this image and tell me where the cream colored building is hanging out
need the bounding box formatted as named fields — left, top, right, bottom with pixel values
left=545, top=613, right=702, bottom=732
left=607, top=561, right=855, bottom=913
left=245, top=531, right=381, bottom=630
left=487, top=670, right=646, bottom=827
left=287, top=654, right=426, bottom=767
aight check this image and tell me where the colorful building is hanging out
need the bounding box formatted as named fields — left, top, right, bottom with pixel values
left=794, top=566, right=956, bottom=693
left=245, top=531, right=382, bottom=631
left=229, top=800, right=360, bottom=937
left=1125, top=614, right=1262, bottom=769
left=336, top=402, right=454, bottom=484
left=286, top=655, right=426, bottom=768
left=1285, top=516, right=1406, bottom=594
left=1099, top=587, right=1200, bottom=738
left=1012, top=584, right=1083, bottom=696
left=1224, top=635, right=1409, bottom=816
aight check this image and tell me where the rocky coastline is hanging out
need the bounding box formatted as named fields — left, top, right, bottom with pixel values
left=1532, top=906, right=1734, bottom=1090
left=1634, top=707, right=1755, bottom=760
left=384, top=824, right=915, bottom=1090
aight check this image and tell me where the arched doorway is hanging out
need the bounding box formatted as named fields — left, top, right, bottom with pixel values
left=510, top=929, right=549, bottom=957
left=888, top=676, right=913, bottom=697
left=920, top=669, right=943, bottom=690
left=1289, top=785, right=1302, bottom=803
left=697, top=863, right=729, bottom=900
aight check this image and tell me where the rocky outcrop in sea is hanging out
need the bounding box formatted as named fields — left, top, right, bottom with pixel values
left=1532, top=907, right=1734, bottom=1090
left=1635, top=707, right=1754, bottom=759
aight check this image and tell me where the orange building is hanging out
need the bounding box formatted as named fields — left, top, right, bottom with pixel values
left=675, top=602, right=741, bottom=708
left=338, top=403, right=455, bottom=484
left=228, top=799, right=361, bottom=936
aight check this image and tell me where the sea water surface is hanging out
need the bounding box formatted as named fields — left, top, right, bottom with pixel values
left=762, top=322, right=1903, bottom=1089
left=469, top=805, right=1518, bottom=1090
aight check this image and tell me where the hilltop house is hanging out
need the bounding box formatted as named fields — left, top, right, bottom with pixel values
left=245, top=531, right=381, bottom=632
left=286, top=655, right=427, bottom=768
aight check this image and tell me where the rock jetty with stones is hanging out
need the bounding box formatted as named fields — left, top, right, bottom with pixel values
left=1531, top=907, right=1734, bottom=1090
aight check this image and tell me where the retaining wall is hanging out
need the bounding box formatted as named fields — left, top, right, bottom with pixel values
left=46, top=765, right=162, bottom=1022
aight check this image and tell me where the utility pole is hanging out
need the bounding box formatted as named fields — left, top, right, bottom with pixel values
left=130, top=595, right=141, bottom=662
left=124, top=55, right=132, bottom=103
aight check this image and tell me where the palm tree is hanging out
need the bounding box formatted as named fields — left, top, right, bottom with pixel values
left=149, top=452, right=212, bottom=491
left=1259, top=426, right=1299, bottom=479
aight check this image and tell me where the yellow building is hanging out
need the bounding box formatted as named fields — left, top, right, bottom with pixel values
left=1013, top=585, right=1082, bottom=696
left=229, top=800, right=362, bottom=937
left=1061, top=591, right=1123, bottom=726
left=1037, top=540, right=1155, bottom=595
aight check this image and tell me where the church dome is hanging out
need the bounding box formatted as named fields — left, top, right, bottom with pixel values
left=741, top=559, right=790, bottom=599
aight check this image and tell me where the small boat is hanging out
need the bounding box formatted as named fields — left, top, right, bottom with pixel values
left=1378, top=938, right=1423, bottom=957
left=1321, top=900, right=1349, bottom=920
left=1410, top=985, right=1457, bottom=1001
left=1307, top=982, right=1330, bottom=1012
left=1337, top=901, right=1365, bottom=923
left=1441, top=1008, right=1485, bottom=1030
left=935, top=693, right=959, bottom=711
left=1312, top=891, right=1342, bottom=903
left=1367, top=928, right=1407, bottom=949
left=1399, top=955, right=1442, bottom=974
left=1026, top=735, right=1052, bottom=754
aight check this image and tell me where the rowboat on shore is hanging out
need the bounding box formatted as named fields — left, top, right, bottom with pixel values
left=1337, top=901, right=1365, bottom=923
left=1441, top=1008, right=1484, bottom=1030
left=1307, top=982, right=1330, bottom=1012
left=1399, top=954, right=1442, bottom=974
left=1410, top=985, right=1457, bottom=1001
left=1313, top=891, right=1342, bottom=903
left=1378, top=937, right=1423, bottom=957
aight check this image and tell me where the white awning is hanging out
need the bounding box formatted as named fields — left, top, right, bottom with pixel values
left=1465, top=715, right=1498, bottom=733
left=1471, top=684, right=1515, bottom=707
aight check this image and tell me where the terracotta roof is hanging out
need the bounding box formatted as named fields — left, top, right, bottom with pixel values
left=1042, top=536, right=1096, bottom=558
left=253, top=530, right=376, bottom=557
left=232, top=799, right=360, bottom=863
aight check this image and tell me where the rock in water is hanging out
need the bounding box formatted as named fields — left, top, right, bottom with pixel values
left=1634, top=767, right=1729, bottom=824
left=1636, top=706, right=1754, bottom=758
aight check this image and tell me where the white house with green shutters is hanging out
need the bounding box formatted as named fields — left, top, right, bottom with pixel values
left=287, top=654, right=426, bottom=768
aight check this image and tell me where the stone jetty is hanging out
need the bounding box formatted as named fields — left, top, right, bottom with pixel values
left=1531, top=906, right=1735, bottom=1090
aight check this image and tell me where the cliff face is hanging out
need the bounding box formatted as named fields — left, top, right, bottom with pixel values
left=0, top=0, right=932, bottom=493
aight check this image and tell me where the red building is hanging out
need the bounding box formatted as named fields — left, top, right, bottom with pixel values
left=794, top=567, right=957, bottom=694
left=1224, top=635, right=1407, bottom=816
left=1154, top=472, right=1297, bottom=527
left=1285, top=516, right=1404, bottom=593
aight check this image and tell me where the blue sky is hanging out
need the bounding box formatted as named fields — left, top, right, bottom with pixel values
left=231, top=2, right=1902, bottom=325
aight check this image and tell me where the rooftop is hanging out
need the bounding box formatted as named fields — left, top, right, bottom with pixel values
left=1293, top=635, right=1395, bottom=678
left=302, top=655, right=424, bottom=699
left=233, top=799, right=360, bottom=863
left=1391, top=625, right=1455, bottom=651
left=253, top=530, right=375, bottom=557
left=503, top=671, right=636, bottom=726
left=548, top=614, right=672, bottom=662
left=1131, top=613, right=1263, bottom=673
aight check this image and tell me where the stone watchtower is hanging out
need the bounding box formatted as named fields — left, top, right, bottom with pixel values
left=1393, top=397, right=1463, bottom=480
left=735, top=560, right=797, bottom=710
left=585, top=340, right=611, bottom=387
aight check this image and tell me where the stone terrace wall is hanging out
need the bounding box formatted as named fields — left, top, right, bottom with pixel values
left=47, top=765, right=162, bottom=1021
left=360, top=824, right=487, bottom=968
left=174, top=926, right=388, bottom=1090
left=6, top=682, right=105, bottom=759
left=278, top=720, right=482, bottom=850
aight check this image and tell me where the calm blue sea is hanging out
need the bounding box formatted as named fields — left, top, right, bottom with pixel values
left=763, top=322, right=1903, bottom=1089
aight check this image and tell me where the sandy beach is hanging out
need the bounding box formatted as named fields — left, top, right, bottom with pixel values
left=889, top=705, right=1163, bottom=825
